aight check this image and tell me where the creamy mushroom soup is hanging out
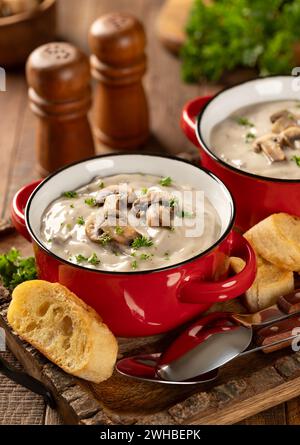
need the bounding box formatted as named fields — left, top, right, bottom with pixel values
left=210, top=100, right=300, bottom=179
left=40, top=174, right=221, bottom=272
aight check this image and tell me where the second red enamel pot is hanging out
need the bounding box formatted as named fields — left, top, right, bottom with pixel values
left=181, top=76, right=300, bottom=232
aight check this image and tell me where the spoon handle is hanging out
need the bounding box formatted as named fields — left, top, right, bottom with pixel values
left=240, top=334, right=300, bottom=357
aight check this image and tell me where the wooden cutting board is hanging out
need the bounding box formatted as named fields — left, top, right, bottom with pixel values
left=2, top=229, right=300, bottom=425
left=156, top=0, right=193, bottom=53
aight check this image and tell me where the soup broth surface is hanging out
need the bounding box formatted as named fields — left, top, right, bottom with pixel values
left=210, top=100, right=300, bottom=179
left=40, top=173, right=222, bottom=272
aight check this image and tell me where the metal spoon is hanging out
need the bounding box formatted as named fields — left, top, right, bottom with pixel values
left=116, top=353, right=219, bottom=385
left=116, top=334, right=299, bottom=385
left=157, top=292, right=300, bottom=381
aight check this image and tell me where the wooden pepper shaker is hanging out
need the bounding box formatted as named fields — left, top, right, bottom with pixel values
left=89, top=13, right=149, bottom=150
left=26, top=42, right=95, bottom=177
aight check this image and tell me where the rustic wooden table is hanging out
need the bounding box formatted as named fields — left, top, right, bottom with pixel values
left=0, top=0, right=299, bottom=425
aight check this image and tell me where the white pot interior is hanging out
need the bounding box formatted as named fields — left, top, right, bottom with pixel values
left=200, top=76, right=300, bottom=146
left=26, top=155, right=234, bottom=246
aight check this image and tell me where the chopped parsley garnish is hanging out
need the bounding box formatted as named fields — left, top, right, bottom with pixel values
left=0, top=248, right=37, bottom=290
left=70, top=204, right=74, bottom=209
left=131, top=260, right=138, bottom=270
left=140, top=253, right=152, bottom=261
left=99, top=181, right=105, bottom=189
left=98, top=233, right=112, bottom=246
left=131, top=236, right=153, bottom=249
left=181, top=210, right=194, bottom=218
left=245, top=132, right=256, bottom=143
left=141, top=187, right=148, bottom=195
left=66, top=223, right=72, bottom=230
left=85, top=197, right=97, bottom=207
left=47, top=238, right=52, bottom=243
left=75, top=254, right=88, bottom=264
left=88, top=253, right=100, bottom=266
left=62, top=191, right=77, bottom=198
left=76, top=216, right=85, bottom=226
left=159, top=176, right=172, bottom=187
left=169, top=197, right=178, bottom=208
left=115, top=226, right=124, bottom=235
left=292, top=155, right=300, bottom=167
left=235, top=117, right=254, bottom=127
left=164, top=252, right=170, bottom=260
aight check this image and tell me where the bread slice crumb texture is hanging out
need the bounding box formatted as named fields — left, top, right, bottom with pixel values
left=7, top=280, right=118, bottom=383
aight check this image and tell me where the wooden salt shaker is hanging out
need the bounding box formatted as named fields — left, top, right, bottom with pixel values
left=89, top=13, right=149, bottom=150
left=26, top=42, right=95, bottom=177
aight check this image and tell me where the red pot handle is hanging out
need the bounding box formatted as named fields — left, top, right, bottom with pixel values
left=181, top=96, right=213, bottom=146
left=11, top=180, right=43, bottom=242
left=158, top=312, right=238, bottom=367
left=179, top=231, right=256, bottom=304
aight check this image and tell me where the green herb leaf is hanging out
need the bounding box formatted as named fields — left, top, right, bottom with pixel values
left=131, top=260, right=138, bottom=270
left=140, top=253, right=152, bottom=261
left=0, top=248, right=37, bottom=290
left=76, top=216, right=85, bottom=226
left=181, top=210, right=194, bottom=218
left=131, top=236, right=153, bottom=249
left=181, top=1, right=300, bottom=83
left=99, top=181, right=105, bottom=189
left=98, top=233, right=112, bottom=246
left=235, top=117, right=254, bottom=127
left=62, top=191, right=77, bottom=198
left=245, top=132, right=256, bottom=143
left=76, top=254, right=88, bottom=264
left=66, top=223, right=72, bottom=230
left=141, top=187, right=148, bottom=195
left=70, top=204, right=74, bottom=209
left=115, top=226, right=124, bottom=235
left=292, top=155, right=300, bottom=167
left=159, top=176, right=172, bottom=187
left=169, top=197, right=178, bottom=208
left=88, top=253, right=100, bottom=266
left=85, top=198, right=97, bottom=207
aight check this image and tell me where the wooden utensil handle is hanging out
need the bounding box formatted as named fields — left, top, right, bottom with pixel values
left=277, top=290, right=300, bottom=314
left=255, top=314, right=300, bottom=353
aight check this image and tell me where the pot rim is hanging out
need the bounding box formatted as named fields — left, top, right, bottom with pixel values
left=25, top=152, right=235, bottom=276
left=197, top=74, right=300, bottom=184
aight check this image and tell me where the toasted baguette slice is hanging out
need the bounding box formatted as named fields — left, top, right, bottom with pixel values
left=230, top=256, right=294, bottom=312
left=7, top=280, right=118, bottom=383
left=244, top=213, right=300, bottom=271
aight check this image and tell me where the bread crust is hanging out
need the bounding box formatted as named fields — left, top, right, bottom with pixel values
left=245, top=213, right=300, bottom=271
left=7, top=280, right=118, bottom=383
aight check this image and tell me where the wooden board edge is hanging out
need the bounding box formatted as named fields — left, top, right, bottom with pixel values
left=190, top=378, right=300, bottom=425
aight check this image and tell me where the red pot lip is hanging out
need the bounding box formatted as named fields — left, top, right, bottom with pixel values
left=25, top=152, right=236, bottom=276
left=196, top=74, right=300, bottom=184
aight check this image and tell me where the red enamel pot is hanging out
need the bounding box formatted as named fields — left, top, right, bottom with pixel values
left=11, top=154, right=256, bottom=337
left=181, top=76, right=300, bottom=231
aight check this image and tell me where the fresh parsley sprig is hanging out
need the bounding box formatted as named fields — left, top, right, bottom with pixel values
left=0, top=248, right=37, bottom=290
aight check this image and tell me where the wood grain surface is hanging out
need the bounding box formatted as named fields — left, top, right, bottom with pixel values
left=2, top=284, right=300, bottom=425
left=0, top=0, right=299, bottom=425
